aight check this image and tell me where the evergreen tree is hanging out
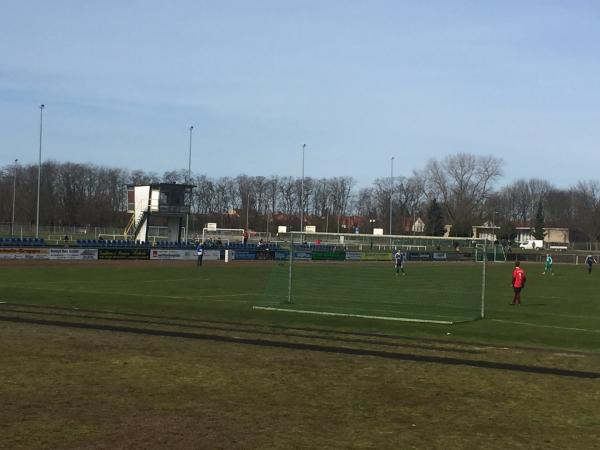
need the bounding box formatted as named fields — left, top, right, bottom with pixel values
left=425, top=198, right=445, bottom=236
left=533, top=201, right=545, bottom=240
left=499, top=221, right=517, bottom=241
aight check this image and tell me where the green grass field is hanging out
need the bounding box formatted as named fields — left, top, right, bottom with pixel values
left=260, top=262, right=484, bottom=323
left=1, top=260, right=599, bottom=448
left=1, top=261, right=598, bottom=349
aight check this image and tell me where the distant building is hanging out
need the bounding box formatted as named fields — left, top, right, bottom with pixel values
left=515, top=227, right=569, bottom=245
left=411, top=217, right=425, bottom=233
left=443, top=224, right=452, bottom=238
left=472, top=222, right=500, bottom=242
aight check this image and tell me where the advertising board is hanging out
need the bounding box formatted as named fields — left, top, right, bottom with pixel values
left=150, top=249, right=197, bottom=260
left=0, top=247, right=49, bottom=260
left=407, top=252, right=432, bottom=261
left=345, top=251, right=362, bottom=261
left=232, top=250, right=256, bottom=261
left=432, top=252, right=448, bottom=261
left=98, top=248, right=150, bottom=260
left=203, top=250, right=221, bottom=261
left=49, top=248, right=98, bottom=260
left=293, top=251, right=312, bottom=261
left=256, top=250, right=275, bottom=260
left=447, top=253, right=469, bottom=261
left=312, top=251, right=346, bottom=261
left=275, top=250, right=290, bottom=261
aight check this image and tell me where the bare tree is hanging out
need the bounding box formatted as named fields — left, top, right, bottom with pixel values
left=498, top=178, right=553, bottom=225
left=424, top=153, right=503, bottom=235
left=573, top=181, right=600, bottom=249
left=279, top=176, right=297, bottom=221
left=266, top=176, right=280, bottom=215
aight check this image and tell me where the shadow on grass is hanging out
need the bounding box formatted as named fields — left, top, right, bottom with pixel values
left=1, top=312, right=599, bottom=380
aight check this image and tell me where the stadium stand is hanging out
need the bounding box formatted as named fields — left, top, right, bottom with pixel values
left=0, top=237, right=45, bottom=247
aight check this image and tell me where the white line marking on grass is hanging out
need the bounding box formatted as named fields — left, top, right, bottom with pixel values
left=139, top=278, right=206, bottom=283
left=490, top=319, right=600, bottom=334
left=282, top=297, right=476, bottom=318
left=253, top=306, right=455, bottom=324
left=35, top=277, right=205, bottom=286
left=282, top=303, right=466, bottom=321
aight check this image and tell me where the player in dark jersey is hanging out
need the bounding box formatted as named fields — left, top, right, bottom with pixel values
left=585, top=255, right=597, bottom=275
left=394, top=250, right=406, bottom=276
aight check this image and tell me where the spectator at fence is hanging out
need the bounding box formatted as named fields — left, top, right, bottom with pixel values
left=243, top=229, right=249, bottom=245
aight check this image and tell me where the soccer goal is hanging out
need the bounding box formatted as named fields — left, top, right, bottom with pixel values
left=201, top=226, right=244, bottom=244
left=255, top=233, right=488, bottom=324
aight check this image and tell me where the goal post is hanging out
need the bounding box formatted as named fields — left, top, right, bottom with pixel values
left=201, top=227, right=244, bottom=244
left=257, top=233, right=488, bottom=324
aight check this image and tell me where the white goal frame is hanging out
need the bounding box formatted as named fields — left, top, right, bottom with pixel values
left=201, top=227, right=244, bottom=244
left=256, top=232, right=488, bottom=324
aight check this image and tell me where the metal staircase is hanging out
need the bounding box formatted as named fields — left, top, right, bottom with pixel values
left=124, top=211, right=149, bottom=241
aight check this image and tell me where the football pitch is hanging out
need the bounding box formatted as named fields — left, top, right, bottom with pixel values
left=1, top=261, right=599, bottom=448
left=259, top=262, right=485, bottom=324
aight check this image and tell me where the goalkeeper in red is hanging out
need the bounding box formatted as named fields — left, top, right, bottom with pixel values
left=511, top=261, right=526, bottom=305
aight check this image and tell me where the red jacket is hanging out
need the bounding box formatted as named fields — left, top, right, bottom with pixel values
left=512, top=267, right=526, bottom=288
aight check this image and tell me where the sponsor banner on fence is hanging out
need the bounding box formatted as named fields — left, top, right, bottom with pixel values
left=150, top=249, right=197, bottom=260
left=432, top=252, right=447, bottom=261
left=233, top=250, right=256, bottom=261
left=312, top=251, right=346, bottom=261
left=49, top=248, right=98, bottom=260
left=275, top=250, right=290, bottom=261
left=446, top=253, right=464, bottom=261
left=203, top=250, right=221, bottom=261
left=0, top=247, right=49, bottom=260
left=293, top=251, right=312, bottom=261
left=407, top=252, right=432, bottom=261
left=256, top=250, right=275, bottom=261
left=98, top=248, right=150, bottom=260
left=345, top=251, right=362, bottom=261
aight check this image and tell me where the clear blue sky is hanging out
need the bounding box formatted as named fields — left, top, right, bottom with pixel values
left=1, top=0, right=599, bottom=187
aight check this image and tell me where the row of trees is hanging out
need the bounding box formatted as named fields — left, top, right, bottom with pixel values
left=1, top=154, right=599, bottom=243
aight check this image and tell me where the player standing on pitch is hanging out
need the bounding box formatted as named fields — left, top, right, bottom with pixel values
left=394, top=249, right=406, bottom=276
left=585, top=254, right=597, bottom=275
left=196, top=241, right=204, bottom=266
left=511, top=261, right=526, bottom=305
left=542, top=254, right=554, bottom=276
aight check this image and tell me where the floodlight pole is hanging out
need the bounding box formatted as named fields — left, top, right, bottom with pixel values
left=36, top=104, right=45, bottom=239
left=11, top=159, right=18, bottom=236
left=300, top=143, right=306, bottom=241
left=185, top=125, right=193, bottom=243
left=266, top=209, right=270, bottom=237
left=389, top=156, right=394, bottom=246
left=287, top=232, right=293, bottom=304
left=481, top=239, right=487, bottom=319
left=246, top=191, right=250, bottom=230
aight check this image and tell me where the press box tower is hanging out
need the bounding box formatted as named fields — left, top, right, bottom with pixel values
left=125, top=183, right=195, bottom=243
